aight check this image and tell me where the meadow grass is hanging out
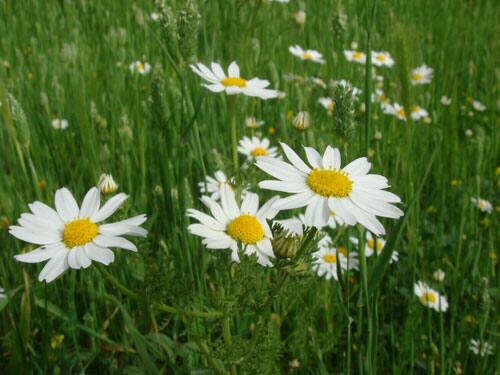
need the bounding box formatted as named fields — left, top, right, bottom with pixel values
left=0, top=0, right=498, bottom=373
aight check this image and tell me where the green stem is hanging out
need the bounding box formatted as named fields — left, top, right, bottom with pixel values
left=229, top=96, right=239, bottom=175
left=223, top=318, right=237, bottom=375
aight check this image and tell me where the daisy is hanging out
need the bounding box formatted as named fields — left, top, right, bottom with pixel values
left=255, top=143, right=403, bottom=235
left=410, top=105, right=429, bottom=121
left=198, top=171, right=233, bottom=201
left=440, top=96, right=452, bottom=106
left=371, top=51, right=395, bottom=67
left=51, top=118, right=69, bottom=130
left=190, top=61, right=279, bottom=99
left=414, top=281, right=448, bottom=312
left=289, top=45, right=325, bottom=64
left=98, top=174, right=118, bottom=194
left=318, top=97, right=335, bottom=113
left=319, top=234, right=358, bottom=270
left=10, top=187, right=147, bottom=282
left=350, top=232, right=399, bottom=263
left=129, top=61, right=151, bottom=75
left=245, top=116, right=265, bottom=129
left=292, top=111, right=310, bottom=131
left=150, top=12, right=160, bottom=21
left=384, top=102, right=406, bottom=121
left=0, top=287, right=5, bottom=299
left=470, top=197, right=493, bottom=213
left=469, top=339, right=494, bottom=356
left=187, top=185, right=280, bottom=267
left=472, top=100, right=486, bottom=112
left=311, top=247, right=347, bottom=280
left=411, top=64, right=433, bottom=85
left=238, top=136, right=278, bottom=161
left=344, top=50, right=366, bottom=64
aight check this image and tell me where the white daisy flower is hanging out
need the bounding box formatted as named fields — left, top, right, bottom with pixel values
left=371, top=51, right=395, bottom=67
left=187, top=185, right=280, bottom=267
left=238, top=136, right=278, bottom=161
left=150, top=12, right=160, bottom=21
left=10, top=187, right=148, bottom=282
left=0, top=287, right=5, bottom=299
left=350, top=232, right=399, bottom=263
left=129, top=61, right=151, bottom=75
left=245, top=116, right=265, bottom=129
left=411, top=64, right=433, bottom=85
left=319, top=234, right=358, bottom=270
left=384, top=102, right=406, bottom=121
left=318, top=97, right=335, bottom=113
left=410, top=105, right=429, bottom=121
left=255, top=143, right=403, bottom=236
left=311, top=247, right=348, bottom=280
left=414, top=281, right=448, bottom=312
left=289, top=45, right=325, bottom=64
left=292, top=111, right=310, bottom=130
left=472, top=100, right=486, bottom=112
left=470, top=197, right=493, bottom=213
left=433, top=269, right=446, bottom=282
left=51, top=118, right=69, bottom=130
left=440, top=96, right=452, bottom=106
left=344, top=50, right=366, bottom=64
left=190, top=61, right=279, bottom=99
left=198, top=171, right=233, bottom=201
left=469, top=339, right=494, bottom=356
left=98, top=174, right=118, bottom=194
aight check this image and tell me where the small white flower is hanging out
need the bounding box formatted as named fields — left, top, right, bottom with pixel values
left=312, top=247, right=347, bottom=280
left=472, top=100, right=486, bottom=111
left=344, top=50, right=366, bottom=64
left=51, top=118, right=69, bottom=130
left=245, top=116, right=265, bottom=129
left=129, top=61, right=152, bottom=75
left=440, top=96, right=452, bottom=106
left=319, top=234, right=358, bottom=271
left=198, top=171, right=233, bottom=201
left=350, top=232, right=399, bottom=263
left=190, top=61, right=279, bottom=99
left=10, top=187, right=148, bottom=282
left=98, top=174, right=119, bottom=194
left=411, top=64, right=433, bottom=85
left=465, top=129, right=473, bottom=137
left=293, top=10, right=306, bottom=25
left=469, top=339, right=494, bottom=356
left=318, top=97, right=335, bottom=113
left=150, top=12, right=160, bottom=21
left=410, top=105, right=429, bottom=121
left=289, top=45, right=325, bottom=64
left=187, top=185, right=280, bottom=267
left=470, top=197, right=493, bottom=213
left=371, top=51, right=395, bottom=67
left=383, top=102, right=407, bottom=121
left=414, top=281, right=448, bottom=312
left=433, top=269, right=446, bottom=282
left=237, top=136, right=278, bottom=161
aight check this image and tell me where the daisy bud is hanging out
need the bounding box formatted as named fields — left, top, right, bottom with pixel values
left=271, top=223, right=301, bottom=258
left=294, top=10, right=306, bottom=26
left=98, top=174, right=118, bottom=194
left=292, top=111, right=310, bottom=131
left=433, top=269, right=445, bottom=282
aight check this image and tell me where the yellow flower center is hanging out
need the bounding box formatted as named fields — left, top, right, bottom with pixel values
left=323, top=254, right=337, bottom=263
left=337, top=246, right=348, bottom=257
left=478, top=200, right=487, bottom=208
left=136, top=62, right=145, bottom=71
left=367, top=239, right=384, bottom=252
left=63, top=218, right=98, bottom=249
left=303, top=52, right=313, bottom=60
left=412, top=73, right=423, bottom=81
left=353, top=52, right=363, bottom=60
left=307, top=169, right=353, bottom=198
left=420, top=291, right=437, bottom=305
left=397, top=108, right=406, bottom=118
left=250, top=147, right=268, bottom=157
left=375, top=54, right=386, bottom=61
left=221, top=77, right=247, bottom=88
left=328, top=102, right=335, bottom=112
left=226, top=214, right=264, bottom=244
left=411, top=106, right=421, bottom=113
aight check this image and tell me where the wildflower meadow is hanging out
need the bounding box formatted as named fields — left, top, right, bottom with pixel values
left=0, top=0, right=498, bottom=373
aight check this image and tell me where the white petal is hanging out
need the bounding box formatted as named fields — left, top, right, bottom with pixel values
left=91, top=193, right=128, bottom=223
left=280, top=143, right=311, bottom=174
left=220, top=185, right=240, bottom=219
left=257, top=196, right=281, bottom=219
left=38, top=254, right=69, bottom=282
left=9, top=226, right=60, bottom=245
left=28, top=202, right=64, bottom=229
left=304, top=197, right=329, bottom=227
left=273, top=191, right=315, bottom=210
left=211, top=62, right=225, bottom=80
left=67, top=248, right=81, bottom=269
left=259, top=180, right=308, bottom=193
left=55, top=187, right=79, bottom=222
left=227, top=61, right=240, bottom=77
left=85, top=243, right=115, bottom=265
left=304, top=147, right=323, bottom=169
left=76, top=248, right=92, bottom=268
left=79, top=187, right=101, bottom=218
left=188, top=223, right=226, bottom=239
left=187, top=209, right=226, bottom=231
left=93, top=234, right=137, bottom=251
left=255, top=157, right=305, bottom=181
left=241, top=193, right=259, bottom=215
left=14, top=244, right=66, bottom=263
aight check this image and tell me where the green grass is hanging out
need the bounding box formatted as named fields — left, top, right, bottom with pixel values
left=0, top=0, right=498, bottom=373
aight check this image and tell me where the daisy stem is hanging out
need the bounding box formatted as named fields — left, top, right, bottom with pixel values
left=228, top=96, right=239, bottom=175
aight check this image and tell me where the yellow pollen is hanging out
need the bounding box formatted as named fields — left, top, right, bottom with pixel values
left=420, top=291, right=437, bottom=305
left=353, top=52, right=363, bottom=60
left=323, top=254, right=337, bottom=263
left=63, top=218, right=98, bottom=249
left=250, top=147, right=268, bottom=157
left=221, top=77, right=247, bottom=88
left=307, top=169, right=353, bottom=198
left=303, top=52, right=313, bottom=60
left=412, top=73, right=423, bottom=81
left=226, top=214, right=264, bottom=244
left=367, top=239, right=384, bottom=252
left=337, top=246, right=349, bottom=257
left=375, top=54, right=386, bottom=61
